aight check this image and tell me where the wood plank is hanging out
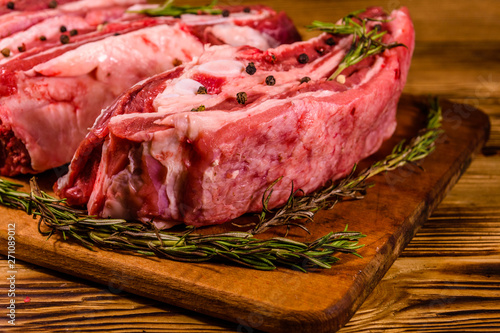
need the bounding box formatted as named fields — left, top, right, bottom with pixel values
left=0, top=96, right=490, bottom=332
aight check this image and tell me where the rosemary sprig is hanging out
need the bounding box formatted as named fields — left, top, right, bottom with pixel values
left=130, top=0, right=222, bottom=17
left=252, top=97, right=443, bottom=234
left=308, top=10, right=405, bottom=80
left=0, top=178, right=364, bottom=271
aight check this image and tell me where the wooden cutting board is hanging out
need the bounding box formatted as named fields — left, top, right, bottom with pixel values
left=0, top=94, right=490, bottom=333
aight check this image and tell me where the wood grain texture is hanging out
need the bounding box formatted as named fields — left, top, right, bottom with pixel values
left=1, top=0, right=500, bottom=332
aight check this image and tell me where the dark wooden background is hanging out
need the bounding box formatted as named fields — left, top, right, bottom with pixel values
left=1, top=0, right=499, bottom=331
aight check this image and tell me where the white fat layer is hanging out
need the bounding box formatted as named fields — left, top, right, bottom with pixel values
left=0, top=16, right=91, bottom=65
left=174, top=79, right=205, bottom=95
left=356, top=56, right=385, bottom=87
left=210, top=24, right=274, bottom=50
left=59, top=0, right=144, bottom=12
left=30, top=24, right=204, bottom=94
left=149, top=129, right=187, bottom=220
left=197, top=60, right=245, bottom=77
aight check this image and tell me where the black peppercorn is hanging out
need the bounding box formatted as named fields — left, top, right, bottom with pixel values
left=245, top=62, right=257, bottom=75
left=60, top=34, right=70, bottom=44
left=236, top=92, right=247, bottom=105
left=197, top=86, right=207, bottom=95
left=6, top=2, right=14, bottom=10
left=265, top=75, right=276, bottom=86
left=48, top=0, right=58, bottom=9
left=243, top=7, right=251, bottom=13
left=325, top=37, right=336, bottom=46
left=300, top=77, right=311, bottom=84
left=17, top=43, right=26, bottom=52
left=39, top=35, right=47, bottom=41
left=298, top=53, right=309, bottom=64
left=60, top=25, right=67, bottom=33
left=70, top=29, right=78, bottom=36
left=222, top=9, right=230, bottom=17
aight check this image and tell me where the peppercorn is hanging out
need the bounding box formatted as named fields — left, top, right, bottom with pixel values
left=17, top=43, right=26, bottom=52
left=300, top=77, right=311, bottom=84
left=265, top=75, right=276, bottom=86
left=298, top=53, right=309, bottom=64
left=374, top=24, right=382, bottom=32
left=236, top=92, right=247, bottom=105
left=197, top=86, right=207, bottom=95
left=48, top=0, right=58, bottom=9
left=191, top=105, right=206, bottom=112
left=1, top=48, right=11, bottom=58
left=222, top=9, right=230, bottom=17
left=69, top=29, right=78, bottom=36
left=325, top=37, right=336, bottom=46
left=60, top=34, right=70, bottom=44
left=245, top=62, right=257, bottom=75
left=172, top=58, right=182, bottom=67
left=6, top=2, right=14, bottom=10
left=60, top=25, right=67, bottom=33
left=243, top=7, right=251, bottom=13
left=39, top=35, right=47, bottom=41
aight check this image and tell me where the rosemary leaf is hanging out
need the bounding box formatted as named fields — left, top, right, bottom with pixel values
left=0, top=177, right=364, bottom=271
left=130, top=0, right=222, bottom=17
left=307, top=10, right=405, bottom=80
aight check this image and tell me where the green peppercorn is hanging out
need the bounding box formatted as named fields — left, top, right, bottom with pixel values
left=265, top=75, right=276, bottom=86
left=191, top=105, right=206, bottom=112
left=236, top=92, right=247, bottom=105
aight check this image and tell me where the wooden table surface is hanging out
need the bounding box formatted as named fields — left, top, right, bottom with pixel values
left=1, top=0, right=499, bottom=332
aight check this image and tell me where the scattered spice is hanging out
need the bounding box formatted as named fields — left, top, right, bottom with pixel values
left=172, top=58, right=182, bottom=66
left=315, top=46, right=327, bottom=55
left=114, top=33, right=120, bottom=36
left=1, top=48, right=10, bottom=57
left=298, top=53, right=309, bottom=64
left=245, top=62, right=257, bottom=75
left=197, top=86, right=207, bottom=95
left=191, top=105, right=206, bottom=112
left=39, top=35, right=47, bottom=41
left=236, top=92, right=247, bottom=105
left=300, top=76, right=311, bottom=84
left=69, top=29, right=78, bottom=36
left=6, top=2, right=14, bottom=10
left=336, top=74, right=346, bottom=84
left=265, top=75, right=276, bottom=86
left=325, top=37, right=336, bottom=46
left=60, top=34, right=70, bottom=44
left=243, top=7, right=251, bottom=13
left=222, top=9, right=230, bottom=17
left=48, top=0, right=58, bottom=9
left=17, top=43, right=26, bottom=52
left=265, top=53, right=277, bottom=64
left=60, top=25, right=67, bottom=33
